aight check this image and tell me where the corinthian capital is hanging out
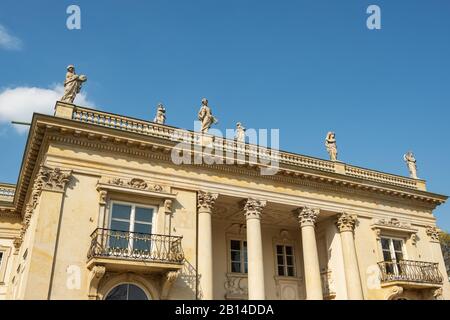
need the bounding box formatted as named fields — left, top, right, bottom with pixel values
left=197, top=191, right=218, bottom=211
left=336, top=212, right=357, bottom=233
left=243, top=198, right=267, bottom=220
left=38, top=166, right=72, bottom=192
left=297, top=207, right=319, bottom=227
left=426, top=225, right=440, bottom=242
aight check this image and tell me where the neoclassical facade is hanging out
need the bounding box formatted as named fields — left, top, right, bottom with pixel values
left=0, top=101, right=448, bottom=300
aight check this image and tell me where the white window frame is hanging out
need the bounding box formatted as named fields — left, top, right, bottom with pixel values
left=108, top=200, right=157, bottom=234
left=380, top=236, right=407, bottom=276
left=380, top=236, right=407, bottom=262
left=275, top=244, right=297, bottom=277
left=108, top=200, right=158, bottom=251
left=228, top=238, right=248, bottom=275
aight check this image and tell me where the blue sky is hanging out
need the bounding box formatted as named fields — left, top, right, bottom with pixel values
left=0, top=0, right=449, bottom=230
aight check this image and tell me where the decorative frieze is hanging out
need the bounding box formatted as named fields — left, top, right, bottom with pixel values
left=107, top=177, right=164, bottom=192
left=426, top=226, right=440, bottom=242
left=375, top=217, right=412, bottom=230
left=243, top=198, right=267, bottom=219
left=296, top=207, right=319, bottom=227
left=336, top=212, right=357, bottom=233
left=197, top=191, right=218, bottom=211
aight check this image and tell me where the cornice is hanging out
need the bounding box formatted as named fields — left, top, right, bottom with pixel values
left=9, top=112, right=447, bottom=218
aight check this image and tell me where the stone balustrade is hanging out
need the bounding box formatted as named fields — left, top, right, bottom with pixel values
left=65, top=104, right=424, bottom=190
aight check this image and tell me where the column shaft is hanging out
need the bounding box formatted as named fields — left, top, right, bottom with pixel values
left=247, top=217, right=265, bottom=299
left=336, top=213, right=363, bottom=300
left=244, top=198, right=267, bottom=300
left=197, top=191, right=218, bottom=300
left=301, top=225, right=323, bottom=300
left=297, top=207, right=323, bottom=300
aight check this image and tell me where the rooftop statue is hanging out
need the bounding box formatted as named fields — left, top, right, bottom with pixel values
left=235, top=122, right=246, bottom=143
left=197, top=98, right=218, bottom=133
left=153, top=103, right=166, bottom=124
left=325, top=131, right=338, bottom=161
left=404, top=151, right=418, bottom=179
left=60, top=65, right=87, bottom=104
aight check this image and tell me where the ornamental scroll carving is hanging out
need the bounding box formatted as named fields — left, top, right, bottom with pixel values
left=107, top=177, right=164, bottom=192
left=243, top=198, right=267, bottom=219
left=336, top=213, right=357, bottom=233
left=297, top=206, right=319, bottom=227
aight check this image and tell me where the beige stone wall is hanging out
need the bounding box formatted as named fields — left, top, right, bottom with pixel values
left=2, top=135, right=448, bottom=300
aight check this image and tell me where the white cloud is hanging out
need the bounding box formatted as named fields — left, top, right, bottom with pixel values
left=0, top=85, right=95, bottom=133
left=0, top=24, right=22, bottom=50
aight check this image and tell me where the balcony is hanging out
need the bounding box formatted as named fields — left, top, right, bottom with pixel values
left=87, top=228, right=184, bottom=273
left=378, top=260, right=443, bottom=288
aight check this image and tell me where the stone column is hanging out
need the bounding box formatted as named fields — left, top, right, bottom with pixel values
left=243, top=198, right=267, bottom=300
left=336, top=213, right=364, bottom=300
left=297, top=207, right=323, bottom=300
left=197, top=191, right=218, bottom=300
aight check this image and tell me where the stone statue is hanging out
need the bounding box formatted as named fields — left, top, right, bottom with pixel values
left=197, top=98, right=218, bottom=133
left=404, top=151, right=418, bottom=179
left=60, top=65, right=87, bottom=104
left=153, top=103, right=166, bottom=124
left=235, top=122, right=246, bottom=143
left=325, top=131, right=338, bottom=161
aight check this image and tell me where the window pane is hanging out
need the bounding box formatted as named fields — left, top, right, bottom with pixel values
left=278, top=266, right=285, bottom=276
left=111, top=204, right=132, bottom=220
left=135, top=207, right=153, bottom=223
left=105, top=284, right=128, bottom=300
left=287, top=266, right=295, bottom=277
left=230, top=240, right=240, bottom=250
left=392, top=240, right=403, bottom=252
left=382, top=250, right=392, bottom=261
left=231, top=262, right=241, bottom=273
left=381, top=238, right=390, bottom=250
left=395, top=252, right=404, bottom=261
left=231, top=250, right=241, bottom=262
left=277, top=255, right=284, bottom=265
left=244, top=262, right=248, bottom=274
left=286, top=256, right=294, bottom=266
left=134, top=222, right=151, bottom=235
left=285, top=246, right=293, bottom=255
left=127, top=284, right=148, bottom=300
left=276, top=245, right=283, bottom=254
left=111, top=220, right=130, bottom=232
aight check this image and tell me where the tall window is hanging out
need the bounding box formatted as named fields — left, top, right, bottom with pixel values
left=230, top=239, right=247, bottom=274
left=381, top=237, right=405, bottom=274
left=0, top=252, right=3, bottom=269
left=276, top=245, right=295, bottom=277
left=109, top=202, right=155, bottom=251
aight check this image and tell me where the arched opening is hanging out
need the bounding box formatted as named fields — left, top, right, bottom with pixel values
left=105, top=283, right=150, bottom=300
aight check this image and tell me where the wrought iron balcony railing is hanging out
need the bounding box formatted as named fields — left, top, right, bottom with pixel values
left=88, top=228, right=184, bottom=264
left=378, top=260, right=443, bottom=285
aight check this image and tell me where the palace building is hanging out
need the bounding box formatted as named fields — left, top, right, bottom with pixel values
left=0, top=101, right=448, bottom=300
